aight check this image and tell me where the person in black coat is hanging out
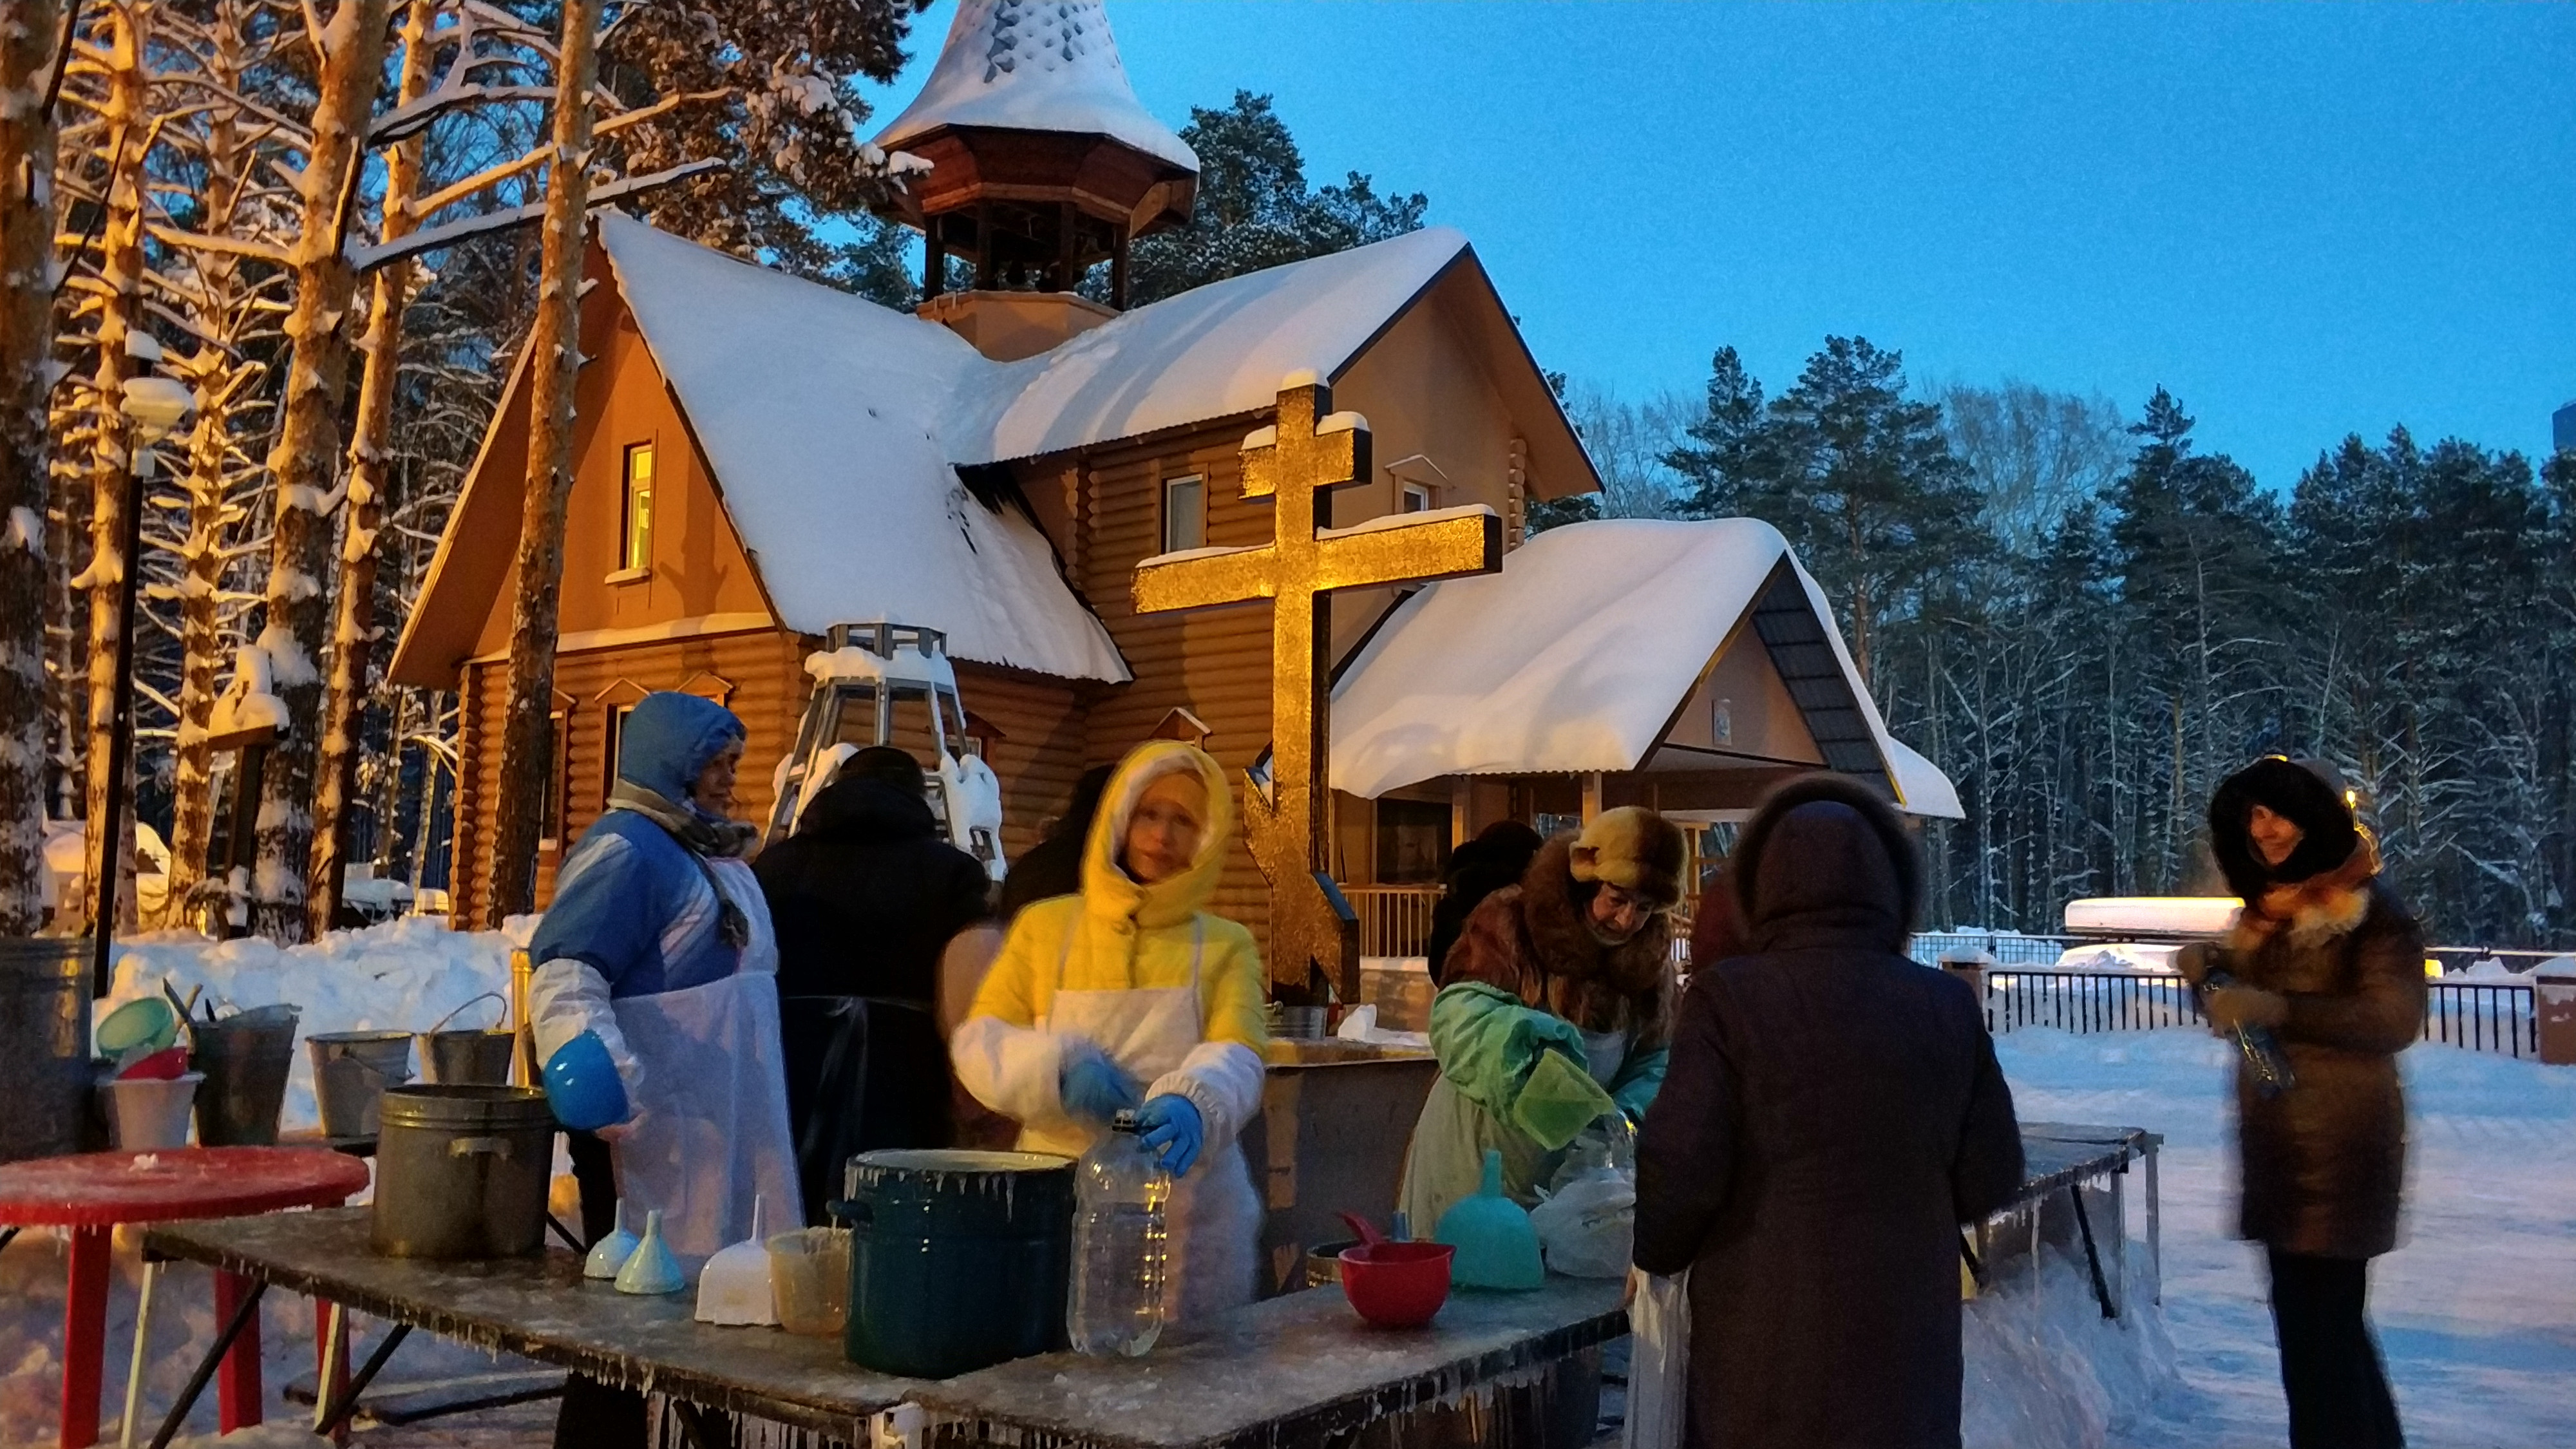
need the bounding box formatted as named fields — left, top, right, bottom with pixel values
left=1426, top=820, right=1544, bottom=983
left=2183, top=757, right=2423, bottom=1449
left=1633, top=774, right=2024, bottom=1449
left=755, top=747, right=992, bottom=1224
left=996, top=763, right=1115, bottom=922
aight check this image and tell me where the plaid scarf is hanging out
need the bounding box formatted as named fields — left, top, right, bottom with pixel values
left=607, top=779, right=757, bottom=949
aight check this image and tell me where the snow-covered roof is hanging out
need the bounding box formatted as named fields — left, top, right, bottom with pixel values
left=965, top=227, right=1471, bottom=463
left=873, top=0, right=1197, bottom=174
left=1329, top=518, right=1964, bottom=817
left=2061, top=896, right=2242, bottom=938
left=596, top=216, right=1130, bottom=683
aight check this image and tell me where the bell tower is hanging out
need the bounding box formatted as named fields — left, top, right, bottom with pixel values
left=871, top=0, right=1198, bottom=356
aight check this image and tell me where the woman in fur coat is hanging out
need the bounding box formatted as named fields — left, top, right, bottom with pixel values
left=2185, top=757, right=2425, bottom=1449
left=1397, top=808, right=1683, bottom=1229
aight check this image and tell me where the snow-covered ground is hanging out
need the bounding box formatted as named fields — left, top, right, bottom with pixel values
left=1997, top=1028, right=2576, bottom=1448
left=7, top=922, right=2573, bottom=1449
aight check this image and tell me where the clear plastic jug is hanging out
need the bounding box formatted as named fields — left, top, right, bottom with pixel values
left=1068, top=1110, right=1172, bottom=1356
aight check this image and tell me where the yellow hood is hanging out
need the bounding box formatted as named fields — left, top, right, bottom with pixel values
left=1079, top=741, right=1233, bottom=933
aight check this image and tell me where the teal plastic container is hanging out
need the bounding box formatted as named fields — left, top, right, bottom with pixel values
left=835, top=1150, right=1075, bottom=1378
left=1434, top=1148, right=1546, bottom=1290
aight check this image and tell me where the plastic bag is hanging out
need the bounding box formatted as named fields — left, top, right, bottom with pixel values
left=1530, top=1168, right=1634, bottom=1278
left=1623, top=1271, right=1690, bottom=1449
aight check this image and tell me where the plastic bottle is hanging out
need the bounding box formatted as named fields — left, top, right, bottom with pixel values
left=2203, top=968, right=2297, bottom=1097
left=1068, top=1110, right=1172, bottom=1356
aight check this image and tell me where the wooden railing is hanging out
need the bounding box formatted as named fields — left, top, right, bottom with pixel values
left=1342, top=886, right=1444, bottom=959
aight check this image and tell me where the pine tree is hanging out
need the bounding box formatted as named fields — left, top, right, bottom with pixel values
left=1665, top=346, right=1770, bottom=519
left=1125, top=92, right=1426, bottom=307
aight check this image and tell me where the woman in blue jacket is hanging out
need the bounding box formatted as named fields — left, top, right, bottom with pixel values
left=529, top=693, right=800, bottom=1447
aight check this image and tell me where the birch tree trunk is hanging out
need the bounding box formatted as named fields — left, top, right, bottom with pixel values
left=77, top=0, right=147, bottom=932
left=161, top=0, right=271, bottom=916
left=0, top=0, right=64, bottom=934
left=487, top=0, right=600, bottom=925
left=249, top=0, right=390, bottom=942
left=308, top=0, right=430, bottom=936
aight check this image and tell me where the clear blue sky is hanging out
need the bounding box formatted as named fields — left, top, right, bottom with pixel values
left=856, top=2, right=2573, bottom=491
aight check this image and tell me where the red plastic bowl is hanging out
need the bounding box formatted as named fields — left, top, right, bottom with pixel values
left=117, top=1046, right=191, bottom=1081
left=1338, top=1241, right=1454, bottom=1329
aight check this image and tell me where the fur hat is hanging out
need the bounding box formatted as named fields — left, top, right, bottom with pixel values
left=1569, top=806, right=1687, bottom=908
left=2208, top=757, right=2360, bottom=902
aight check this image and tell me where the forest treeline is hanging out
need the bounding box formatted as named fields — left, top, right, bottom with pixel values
left=1, top=0, right=2553, bottom=951
left=1545, top=350, right=2576, bottom=947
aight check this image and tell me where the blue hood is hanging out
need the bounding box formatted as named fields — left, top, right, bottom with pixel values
left=618, top=692, right=745, bottom=803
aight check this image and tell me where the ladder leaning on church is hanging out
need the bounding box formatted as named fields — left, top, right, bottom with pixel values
left=763, top=621, right=1009, bottom=880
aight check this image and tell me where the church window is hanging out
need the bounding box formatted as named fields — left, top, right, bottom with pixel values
left=620, top=444, right=656, bottom=571
left=1162, top=474, right=1205, bottom=554
left=1400, top=482, right=1434, bottom=513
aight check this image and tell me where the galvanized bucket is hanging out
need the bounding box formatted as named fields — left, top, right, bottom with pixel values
left=308, top=1030, right=414, bottom=1139
left=0, top=938, right=91, bottom=1164
left=419, top=1030, right=516, bottom=1086
left=372, top=1085, right=555, bottom=1259
left=190, top=1005, right=299, bottom=1146
left=418, top=992, right=515, bottom=1085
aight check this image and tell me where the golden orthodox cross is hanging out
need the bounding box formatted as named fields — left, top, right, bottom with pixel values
left=1133, top=375, right=1501, bottom=996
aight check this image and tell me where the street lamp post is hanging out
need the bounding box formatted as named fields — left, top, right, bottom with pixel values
left=90, top=336, right=193, bottom=994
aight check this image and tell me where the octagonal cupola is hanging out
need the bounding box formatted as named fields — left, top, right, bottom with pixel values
left=873, top=0, right=1198, bottom=321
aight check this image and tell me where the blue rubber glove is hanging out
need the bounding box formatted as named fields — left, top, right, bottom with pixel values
left=542, top=1031, right=631, bottom=1132
left=1133, top=1094, right=1205, bottom=1176
left=1060, top=1049, right=1141, bottom=1126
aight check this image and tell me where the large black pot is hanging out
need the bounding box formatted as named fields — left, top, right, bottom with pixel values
left=835, top=1149, right=1074, bottom=1378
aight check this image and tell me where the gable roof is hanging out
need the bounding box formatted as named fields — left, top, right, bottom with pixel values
left=596, top=217, right=1130, bottom=682
left=873, top=0, right=1197, bottom=174
left=1328, top=518, right=1962, bottom=817
left=395, top=213, right=1604, bottom=690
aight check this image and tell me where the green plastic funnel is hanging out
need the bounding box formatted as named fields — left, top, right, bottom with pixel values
left=1434, top=1148, right=1544, bottom=1291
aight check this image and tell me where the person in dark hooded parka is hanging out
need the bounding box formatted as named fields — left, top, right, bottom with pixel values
left=755, top=746, right=993, bottom=1225
left=1633, top=774, right=2024, bottom=1449
left=2184, top=757, right=2423, bottom=1449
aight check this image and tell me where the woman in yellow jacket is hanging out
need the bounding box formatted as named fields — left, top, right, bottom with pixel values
left=951, top=741, right=1269, bottom=1320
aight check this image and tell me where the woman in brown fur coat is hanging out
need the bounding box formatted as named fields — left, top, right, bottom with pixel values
left=1397, top=808, right=1683, bottom=1230
left=2186, top=757, right=2425, bottom=1449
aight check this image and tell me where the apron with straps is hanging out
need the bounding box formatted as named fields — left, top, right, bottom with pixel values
left=611, top=856, right=804, bottom=1257
left=1023, top=916, right=1260, bottom=1319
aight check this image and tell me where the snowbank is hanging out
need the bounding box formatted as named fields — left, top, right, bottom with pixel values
left=99, top=918, right=515, bottom=1135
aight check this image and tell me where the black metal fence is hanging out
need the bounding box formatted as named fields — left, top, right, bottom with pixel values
left=1952, top=966, right=2539, bottom=1059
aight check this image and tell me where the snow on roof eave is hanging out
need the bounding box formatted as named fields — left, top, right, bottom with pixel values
left=594, top=214, right=1131, bottom=685
left=963, top=227, right=1474, bottom=467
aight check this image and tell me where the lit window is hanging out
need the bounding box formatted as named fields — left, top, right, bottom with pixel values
left=1162, top=474, right=1205, bottom=554
left=1400, top=482, right=1433, bottom=513
left=620, top=444, right=655, bottom=571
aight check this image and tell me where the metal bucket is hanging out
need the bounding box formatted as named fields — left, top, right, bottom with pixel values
left=0, top=939, right=91, bottom=1164
left=371, top=1085, right=556, bottom=1259
left=189, top=1006, right=299, bottom=1146
left=419, top=1030, right=517, bottom=1086
left=308, top=1030, right=414, bottom=1139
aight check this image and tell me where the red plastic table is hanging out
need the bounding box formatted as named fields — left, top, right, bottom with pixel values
left=0, top=1148, right=372, bottom=1449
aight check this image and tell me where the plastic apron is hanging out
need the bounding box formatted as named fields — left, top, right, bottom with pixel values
left=1021, top=917, right=1260, bottom=1321
left=610, top=857, right=804, bottom=1258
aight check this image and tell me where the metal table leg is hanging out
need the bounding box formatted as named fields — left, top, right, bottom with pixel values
left=146, top=1280, right=265, bottom=1449
left=2069, top=1184, right=2117, bottom=1320
left=2145, top=1144, right=2162, bottom=1306
left=314, top=1323, right=412, bottom=1440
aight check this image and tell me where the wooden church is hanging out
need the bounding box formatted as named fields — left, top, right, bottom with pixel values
left=388, top=0, right=1958, bottom=959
